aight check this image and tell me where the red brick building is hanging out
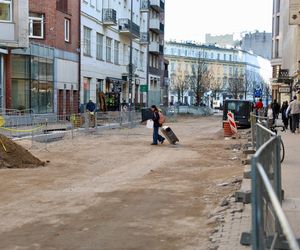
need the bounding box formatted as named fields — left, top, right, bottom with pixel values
left=9, top=0, right=80, bottom=115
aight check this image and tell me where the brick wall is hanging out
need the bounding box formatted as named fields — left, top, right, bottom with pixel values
left=29, top=0, right=80, bottom=54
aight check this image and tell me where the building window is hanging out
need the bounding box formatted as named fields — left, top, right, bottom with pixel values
left=140, top=51, right=144, bottom=70
left=123, top=44, right=128, bottom=65
left=64, top=18, right=70, bottom=42
left=223, top=54, right=227, bottom=61
left=29, top=13, right=44, bottom=39
left=106, top=37, right=112, bottom=62
left=0, top=0, right=12, bottom=22
left=11, top=54, right=54, bottom=113
left=276, top=0, right=280, bottom=13
left=56, top=0, right=68, bottom=13
left=96, top=33, right=103, bottom=60
left=275, top=16, right=280, bottom=36
left=134, top=49, right=138, bottom=68
left=114, top=40, right=120, bottom=64
left=275, top=39, right=279, bottom=58
left=83, top=77, right=90, bottom=104
left=83, top=26, right=91, bottom=56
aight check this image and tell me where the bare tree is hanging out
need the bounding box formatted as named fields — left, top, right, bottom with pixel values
left=227, top=75, right=245, bottom=99
left=209, top=74, right=222, bottom=99
left=187, top=53, right=212, bottom=105
left=170, top=67, right=189, bottom=104
left=244, top=70, right=256, bottom=100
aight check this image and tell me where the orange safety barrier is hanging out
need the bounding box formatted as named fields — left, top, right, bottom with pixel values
left=223, top=121, right=233, bottom=137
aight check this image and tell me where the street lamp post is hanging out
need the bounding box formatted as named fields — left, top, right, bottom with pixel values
left=128, top=0, right=134, bottom=111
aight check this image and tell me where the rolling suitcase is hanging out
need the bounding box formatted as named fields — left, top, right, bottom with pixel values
left=161, top=126, right=179, bottom=145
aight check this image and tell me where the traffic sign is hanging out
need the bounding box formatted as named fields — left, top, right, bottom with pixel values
left=140, top=85, right=148, bottom=92
left=254, top=88, right=262, bottom=97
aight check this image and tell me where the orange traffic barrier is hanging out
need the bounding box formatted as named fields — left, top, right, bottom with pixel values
left=223, top=121, right=233, bottom=137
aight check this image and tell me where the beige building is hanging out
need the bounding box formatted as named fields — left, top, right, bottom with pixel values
left=165, top=41, right=271, bottom=105
left=271, top=0, right=300, bottom=103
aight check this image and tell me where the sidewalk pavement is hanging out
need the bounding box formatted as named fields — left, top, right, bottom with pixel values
left=281, top=131, right=300, bottom=237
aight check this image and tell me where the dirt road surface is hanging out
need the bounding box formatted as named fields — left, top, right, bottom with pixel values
left=0, top=116, right=244, bottom=250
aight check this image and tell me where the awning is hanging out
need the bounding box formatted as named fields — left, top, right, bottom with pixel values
left=106, top=77, right=126, bottom=84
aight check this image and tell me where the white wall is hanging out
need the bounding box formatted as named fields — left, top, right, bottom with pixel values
left=56, top=59, right=79, bottom=90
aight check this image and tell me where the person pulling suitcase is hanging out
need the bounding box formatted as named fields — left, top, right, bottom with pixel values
left=150, top=105, right=165, bottom=145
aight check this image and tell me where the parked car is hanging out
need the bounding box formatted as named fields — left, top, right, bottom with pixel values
left=223, top=99, right=253, bottom=128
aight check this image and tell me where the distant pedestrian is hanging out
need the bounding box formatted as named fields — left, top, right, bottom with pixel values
left=254, top=98, right=264, bottom=117
left=267, top=104, right=273, bottom=128
left=281, top=101, right=289, bottom=129
left=86, top=99, right=96, bottom=113
left=271, top=99, right=280, bottom=121
left=286, top=96, right=300, bottom=133
left=150, top=105, right=165, bottom=145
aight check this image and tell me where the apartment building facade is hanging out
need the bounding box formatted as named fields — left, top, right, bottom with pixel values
left=81, top=0, right=166, bottom=111
left=165, top=41, right=271, bottom=105
left=9, top=0, right=80, bottom=115
left=0, top=0, right=29, bottom=110
left=81, top=0, right=145, bottom=111
left=241, top=31, right=272, bottom=60
left=271, top=0, right=300, bottom=104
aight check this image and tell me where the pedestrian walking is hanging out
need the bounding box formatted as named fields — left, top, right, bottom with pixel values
left=150, top=105, right=165, bottom=145
left=281, top=101, right=289, bottom=129
left=271, top=99, right=280, bottom=121
left=254, top=98, right=264, bottom=117
left=286, top=96, right=300, bottom=133
left=267, top=104, right=273, bottom=129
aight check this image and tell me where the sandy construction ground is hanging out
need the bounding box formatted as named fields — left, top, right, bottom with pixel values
left=0, top=115, right=245, bottom=250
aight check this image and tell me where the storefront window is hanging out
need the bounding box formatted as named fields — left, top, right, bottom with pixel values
left=31, top=80, right=39, bottom=113
left=0, top=0, right=12, bottom=22
left=12, top=55, right=30, bottom=79
left=12, top=79, right=30, bottom=110
left=12, top=54, right=54, bottom=113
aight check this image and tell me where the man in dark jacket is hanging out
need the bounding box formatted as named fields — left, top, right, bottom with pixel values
left=271, top=99, right=280, bottom=120
left=151, top=105, right=165, bottom=145
left=86, top=100, right=96, bottom=113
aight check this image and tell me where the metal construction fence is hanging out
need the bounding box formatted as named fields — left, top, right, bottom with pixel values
left=0, top=111, right=142, bottom=148
left=250, top=112, right=269, bottom=149
left=251, top=123, right=299, bottom=250
left=171, top=106, right=214, bottom=116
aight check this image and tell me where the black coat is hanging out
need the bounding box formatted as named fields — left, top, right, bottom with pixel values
left=152, top=112, right=161, bottom=127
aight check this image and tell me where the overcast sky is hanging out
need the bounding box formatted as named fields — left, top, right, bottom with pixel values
left=165, top=0, right=273, bottom=42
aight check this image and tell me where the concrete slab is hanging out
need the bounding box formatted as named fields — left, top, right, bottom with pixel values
left=235, top=179, right=251, bottom=204
left=243, top=165, right=251, bottom=179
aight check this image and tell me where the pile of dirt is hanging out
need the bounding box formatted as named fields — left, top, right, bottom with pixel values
left=0, top=135, right=44, bottom=169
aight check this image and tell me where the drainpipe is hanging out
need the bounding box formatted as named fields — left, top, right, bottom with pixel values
left=78, top=1, right=81, bottom=113
left=146, top=3, right=150, bottom=108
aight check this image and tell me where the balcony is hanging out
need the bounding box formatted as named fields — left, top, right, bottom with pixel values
left=149, top=41, right=159, bottom=54
left=149, top=19, right=160, bottom=32
left=150, top=0, right=160, bottom=11
left=140, top=0, right=149, bottom=12
left=102, top=9, right=117, bottom=26
left=118, top=19, right=140, bottom=39
left=0, top=0, right=29, bottom=48
left=140, top=32, right=149, bottom=44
